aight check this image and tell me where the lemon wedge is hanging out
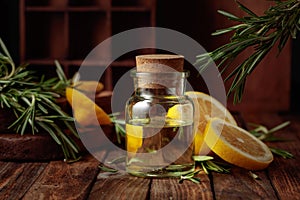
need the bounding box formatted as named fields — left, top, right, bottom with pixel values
left=74, top=81, right=104, bottom=94
left=204, top=118, right=273, bottom=170
left=185, top=91, right=237, bottom=155
left=126, top=124, right=143, bottom=153
left=166, top=104, right=193, bottom=122
left=66, top=87, right=111, bottom=126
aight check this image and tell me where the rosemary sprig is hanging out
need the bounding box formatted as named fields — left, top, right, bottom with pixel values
left=269, top=147, right=294, bottom=159
left=196, top=0, right=300, bottom=102
left=193, top=155, right=231, bottom=174
left=98, top=164, right=118, bottom=173
left=248, top=121, right=291, bottom=141
left=0, top=38, right=80, bottom=162
left=179, top=170, right=201, bottom=184
left=109, top=113, right=126, bottom=144
left=201, top=160, right=231, bottom=174
left=248, top=121, right=294, bottom=159
left=107, top=156, right=126, bottom=164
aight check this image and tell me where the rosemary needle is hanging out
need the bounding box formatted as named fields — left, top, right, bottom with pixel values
left=0, top=38, right=81, bottom=162
left=193, top=156, right=231, bottom=174
left=196, top=0, right=300, bottom=102
left=248, top=121, right=294, bottom=159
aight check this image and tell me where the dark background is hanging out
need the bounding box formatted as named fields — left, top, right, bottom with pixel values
left=0, top=0, right=299, bottom=112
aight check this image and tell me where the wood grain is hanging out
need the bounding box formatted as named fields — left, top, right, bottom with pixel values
left=0, top=134, right=64, bottom=161
left=212, top=167, right=277, bottom=200
left=211, top=112, right=278, bottom=199
left=23, top=155, right=99, bottom=200
left=0, top=113, right=299, bottom=199
left=89, top=149, right=149, bottom=200
left=0, top=162, right=47, bottom=200
left=242, top=113, right=300, bottom=200
left=150, top=171, right=213, bottom=200
left=89, top=173, right=150, bottom=200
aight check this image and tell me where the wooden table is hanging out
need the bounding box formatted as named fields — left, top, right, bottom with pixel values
left=1, top=113, right=300, bottom=200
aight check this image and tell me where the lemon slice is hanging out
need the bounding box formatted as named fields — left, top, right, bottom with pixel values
left=66, top=87, right=111, bottom=126
left=204, top=118, right=273, bottom=170
left=74, top=81, right=104, bottom=94
left=126, top=124, right=143, bottom=153
left=185, top=91, right=237, bottom=155
left=166, top=104, right=193, bottom=122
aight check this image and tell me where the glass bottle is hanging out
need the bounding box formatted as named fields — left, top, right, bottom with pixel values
left=125, top=69, right=195, bottom=177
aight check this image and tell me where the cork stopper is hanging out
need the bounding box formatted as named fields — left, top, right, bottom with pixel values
left=135, top=54, right=184, bottom=90
left=136, top=54, right=184, bottom=72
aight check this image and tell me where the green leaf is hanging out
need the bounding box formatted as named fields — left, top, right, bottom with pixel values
left=236, top=1, right=258, bottom=17
left=0, top=94, right=11, bottom=108
left=37, top=121, right=61, bottom=145
left=127, top=157, right=144, bottom=165
left=193, top=155, right=214, bottom=162
left=179, top=170, right=201, bottom=184
left=204, top=160, right=231, bottom=174
left=197, top=0, right=300, bottom=103
left=248, top=123, right=269, bottom=134
left=217, top=10, right=239, bottom=20
left=54, top=125, right=79, bottom=153
left=269, top=147, right=294, bottom=159
left=248, top=121, right=291, bottom=142
left=268, top=121, right=290, bottom=134
left=98, top=164, right=118, bottom=173
left=37, top=103, right=49, bottom=114
left=0, top=38, right=12, bottom=60
left=107, top=156, right=126, bottom=164
left=212, top=24, right=248, bottom=36
left=54, top=60, right=67, bottom=83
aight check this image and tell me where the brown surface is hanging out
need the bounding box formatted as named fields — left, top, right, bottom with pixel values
left=242, top=113, right=300, bottom=200
left=0, top=112, right=300, bottom=199
left=89, top=174, right=150, bottom=200
left=0, top=125, right=119, bottom=162
left=213, top=167, right=277, bottom=199
left=150, top=171, right=213, bottom=199
left=0, top=134, right=64, bottom=161
left=0, top=162, right=47, bottom=199
left=23, top=155, right=99, bottom=200
left=0, top=108, right=19, bottom=133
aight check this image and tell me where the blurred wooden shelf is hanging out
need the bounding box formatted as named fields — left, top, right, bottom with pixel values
left=111, top=6, right=151, bottom=12
left=19, top=0, right=156, bottom=90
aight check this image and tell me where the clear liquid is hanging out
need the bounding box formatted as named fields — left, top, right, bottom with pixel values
left=126, top=119, right=195, bottom=177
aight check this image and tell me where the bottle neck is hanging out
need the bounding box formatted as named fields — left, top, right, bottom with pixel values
left=132, top=70, right=188, bottom=96
left=135, top=86, right=182, bottom=96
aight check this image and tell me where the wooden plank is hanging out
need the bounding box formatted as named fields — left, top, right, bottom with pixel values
left=23, top=155, right=99, bottom=200
left=242, top=113, right=300, bottom=200
left=90, top=120, right=211, bottom=200
left=212, top=168, right=278, bottom=200
left=0, top=134, right=64, bottom=161
left=211, top=112, right=278, bottom=199
left=89, top=173, right=150, bottom=200
left=0, top=161, right=47, bottom=199
left=89, top=149, right=150, bottom=200
left=150, top=171, right=213, bottom=200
